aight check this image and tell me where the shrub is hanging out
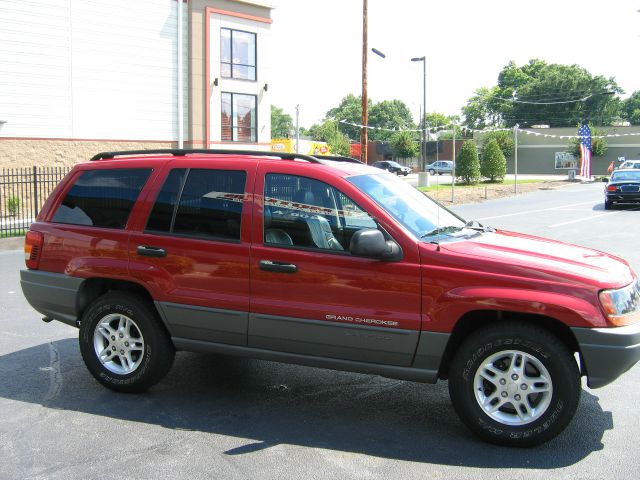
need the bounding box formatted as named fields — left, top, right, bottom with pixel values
left=481, top=138, right=507, bottom=182
left=456, top=140, right=481, bottom=184
left=480, top=130, right=514, bottom=159
left=7, top=196, right=20, bottom=216
left=390, top=130, right=419, bottom=160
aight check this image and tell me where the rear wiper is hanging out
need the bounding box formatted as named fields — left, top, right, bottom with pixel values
left=420, top=226, right=464, bottom=238
left=464, top=219, right=495, bottom=233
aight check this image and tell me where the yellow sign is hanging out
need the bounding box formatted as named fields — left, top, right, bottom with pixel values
left=271, top=139, right=331, bottom=156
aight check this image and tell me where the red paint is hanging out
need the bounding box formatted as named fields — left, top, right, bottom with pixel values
left=25, top=152, right=636, bottom=335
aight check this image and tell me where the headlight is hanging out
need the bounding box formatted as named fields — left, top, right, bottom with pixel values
left=599, top=278, right=640, bottom=326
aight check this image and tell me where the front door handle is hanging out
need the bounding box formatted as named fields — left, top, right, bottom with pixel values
left=137, top=245, right=167, bottom=258
left=259, top=260, right=297, bottom=273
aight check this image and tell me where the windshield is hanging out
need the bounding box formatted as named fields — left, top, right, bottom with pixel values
left=388, top=161, right=402, bottom=167
left=612, top=170, right=640, bottom=182
left=348, top=172, right=466, bottom=239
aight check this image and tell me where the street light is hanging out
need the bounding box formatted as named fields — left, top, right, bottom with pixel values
left=411, top=56, right=426, bottom=170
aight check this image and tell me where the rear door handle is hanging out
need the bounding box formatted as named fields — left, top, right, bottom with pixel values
left=137, top=245, right=167, bottom=258
left=259, top=260, right=297, bottom=273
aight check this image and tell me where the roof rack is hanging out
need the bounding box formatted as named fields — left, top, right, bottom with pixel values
left=314, top=155, right=363, bottom=164
left=89, top=149, right=363, bottom=164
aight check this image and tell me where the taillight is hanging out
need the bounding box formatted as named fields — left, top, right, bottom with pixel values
left=24, top=230, right=43, bottom=269
left=607, top=185, right=617, bottom=192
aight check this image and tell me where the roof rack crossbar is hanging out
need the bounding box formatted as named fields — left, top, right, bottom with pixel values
left=89, top=149, right=323, bottom=163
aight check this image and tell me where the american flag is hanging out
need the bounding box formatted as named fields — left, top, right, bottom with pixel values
left=579, top=124, right=592, bottom=178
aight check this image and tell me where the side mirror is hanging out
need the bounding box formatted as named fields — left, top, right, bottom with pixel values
left=350, top=229, right=402, bottom=261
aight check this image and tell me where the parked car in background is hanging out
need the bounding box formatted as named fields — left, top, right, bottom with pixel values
left=372, top=160, right=412, bottom=176
left=425, top=160, right=453, bottom=175
left=618, top=160, right=640, bottom=170
left=605, top=168, right=640, bottom=209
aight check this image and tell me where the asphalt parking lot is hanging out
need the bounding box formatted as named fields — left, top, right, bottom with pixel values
left=1, top=182, right=638, bottom=480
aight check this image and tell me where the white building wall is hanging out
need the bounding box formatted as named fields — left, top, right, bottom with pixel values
left=0, top=0, right=188, bottom=141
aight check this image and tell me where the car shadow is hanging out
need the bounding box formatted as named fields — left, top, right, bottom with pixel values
left=593, top=202, right=640, bottom=211
left=0, top=339, right=612, bottom=468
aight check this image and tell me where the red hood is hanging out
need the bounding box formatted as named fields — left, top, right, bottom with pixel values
left=425, top=230, right=634, bottom=290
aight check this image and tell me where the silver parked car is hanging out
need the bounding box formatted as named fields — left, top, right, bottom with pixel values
left=425, top=160, right=453, bottom=175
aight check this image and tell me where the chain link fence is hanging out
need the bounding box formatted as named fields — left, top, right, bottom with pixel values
left=0, top=166, right=70, bottom=237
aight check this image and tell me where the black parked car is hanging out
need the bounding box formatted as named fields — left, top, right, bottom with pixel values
left=372, top=160, right=412, bottom=176
left=605, top=169, right=640, bottom=209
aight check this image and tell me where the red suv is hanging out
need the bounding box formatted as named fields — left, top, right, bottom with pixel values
left=20, top=149, right=640, bottom=447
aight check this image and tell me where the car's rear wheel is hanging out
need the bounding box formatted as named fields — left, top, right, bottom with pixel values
left=428, top=169, right=436, bottom=175
left=604, top=200, right=613, bottom=210
left=79, top=291, right=175, bottom=393
left=448, top=322, right=580, bottom=447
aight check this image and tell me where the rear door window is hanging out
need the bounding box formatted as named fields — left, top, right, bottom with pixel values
left=52, top=168, right=151, bottom=229
left=145, top=168, right=247, bottom=241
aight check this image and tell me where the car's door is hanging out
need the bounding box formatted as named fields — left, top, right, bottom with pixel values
left=128, top=159, right=254, bottom=346
left=248, top=163, right=422, bottom=366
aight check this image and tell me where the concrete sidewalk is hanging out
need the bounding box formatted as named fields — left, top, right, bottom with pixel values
left=0, top=236, right=24, bottom=251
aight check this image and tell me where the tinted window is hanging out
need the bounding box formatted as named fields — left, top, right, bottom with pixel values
left=171, top=169, right=247, bottom=240
left=145, top=169, right=188, bottom=233
left=52, top=168, right=151, bottom=229
left=264, top=174, right=377, bottom=252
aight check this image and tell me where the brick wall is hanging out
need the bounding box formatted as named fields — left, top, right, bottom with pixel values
left=0, top=139, right=177, bottom=168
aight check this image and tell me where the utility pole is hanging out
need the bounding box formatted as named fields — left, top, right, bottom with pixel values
left=361, top=0, right=368, bottom=164
left=451, top=125, right=457, bottom=202
left=295, top=104, right=300, bottom=153
left=514, top=124, right=519, bottom=193
left=411, top=56, right=426, bottom=170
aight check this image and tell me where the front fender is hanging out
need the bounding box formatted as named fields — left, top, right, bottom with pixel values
left=424, top=286, right=606, bottom=332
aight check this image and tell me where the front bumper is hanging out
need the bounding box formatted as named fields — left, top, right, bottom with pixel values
left=572, top=322, right=640, bottom=388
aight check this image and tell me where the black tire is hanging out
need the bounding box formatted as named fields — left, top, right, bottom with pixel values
left=428, top=169, right=436, bottom=175
left=448, top=322, right=580, bottom=447
left=604, top=200, right=613, bottom=210
left=79, top=291, right=175, bottom=393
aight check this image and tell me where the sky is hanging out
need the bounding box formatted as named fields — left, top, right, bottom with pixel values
left=268, top=0, right=640, bottom=128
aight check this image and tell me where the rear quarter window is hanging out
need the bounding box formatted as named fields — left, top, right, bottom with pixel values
left=52, top=168, right=151, bottom=229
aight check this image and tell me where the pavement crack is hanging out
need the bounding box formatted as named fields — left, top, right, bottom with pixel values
left=42, top=341, right=63, bottom=406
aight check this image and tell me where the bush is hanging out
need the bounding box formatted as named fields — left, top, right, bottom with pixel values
left=456, top=140, right=481, bottom=184
left=390, top=130, right=419, bottom=159
left=480, top=130, right=514, bottom=159
left=7, top=196, right=20, bottom=216
left=481, top=138, right=506, bottom=182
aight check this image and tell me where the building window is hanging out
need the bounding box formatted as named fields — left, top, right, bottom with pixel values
left=221, top=28, right=256, bottom=81
left=221, top=92, right=257, bottom=142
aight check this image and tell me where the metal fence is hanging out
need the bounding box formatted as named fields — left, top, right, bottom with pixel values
left=0, top=166, right=70, bottom=237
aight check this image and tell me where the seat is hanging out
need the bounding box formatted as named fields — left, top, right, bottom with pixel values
left=264, top=206, right=293, bottom=246
left=292, top=188, right=343, bottom=251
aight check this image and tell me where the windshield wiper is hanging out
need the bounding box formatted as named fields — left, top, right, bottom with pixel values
left=420, top=226, right=464, bottom=238
left=464, top=219, right=495, bottom=233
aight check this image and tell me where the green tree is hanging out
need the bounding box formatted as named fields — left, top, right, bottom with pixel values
left=326, top=94, right=415, bottom=141
left=480, top=139, right=507, bottom=182
left=326, top=94, right=366, bottom=140
left=566, top=124, right=608, bottom=158
left=306, top=119, right=351, bottom=156
left=271, top=105, right=294, bottom=138
left=624, top=91, right=640, bottom=125
left=462, top=60, right=623, bottom=128
left=368, top=100, right=415, bottom=141
left=390, top=131, right=419, bottom=160
left=479, top=130, right=515, bottom=159
left=456, top=140, right=481, bottom=185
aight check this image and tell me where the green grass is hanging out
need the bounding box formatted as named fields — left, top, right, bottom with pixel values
left=0, top=229, right=26, bottom=238
left=417, top=179, right=545, bottom=193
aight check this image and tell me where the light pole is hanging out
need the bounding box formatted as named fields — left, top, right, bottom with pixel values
left=295, top=104, right=300, bottom=153
left=411, top=56, right=426, bottom=170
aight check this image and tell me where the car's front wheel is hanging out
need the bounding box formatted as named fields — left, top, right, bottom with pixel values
left=79, top=291, right=175, bottom=393
left=428, top=169, right=436, bottom=175
left=448, top=322, right=580, bottom=447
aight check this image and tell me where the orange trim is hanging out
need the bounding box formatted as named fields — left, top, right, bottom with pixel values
left=206, top=7, right=272, bottom=24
